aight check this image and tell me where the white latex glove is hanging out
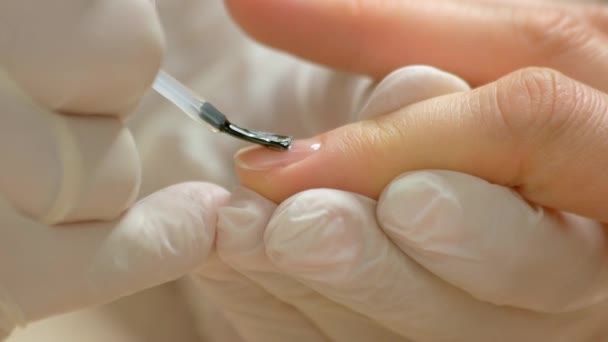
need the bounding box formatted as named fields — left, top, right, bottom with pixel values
left=0, top=1, right=230, bottom=338
left=211, top=173, right=608, bottom=342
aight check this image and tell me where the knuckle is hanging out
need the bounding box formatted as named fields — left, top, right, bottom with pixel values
left=516, top=10, right=594, bottom=61
left=490, top=67, right=598, bottom=186
left=493, top=67, right=576, bottom=137
left=337, top=119, right=395, bottom=162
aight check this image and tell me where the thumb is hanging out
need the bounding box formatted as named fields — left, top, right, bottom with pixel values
left=0, top=182, right=229, bottom=327
left=235, top=67, right=608, bottom=222
left=0, top=0, right=164, bottom=115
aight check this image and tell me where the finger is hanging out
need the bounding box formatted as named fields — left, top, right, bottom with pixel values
left=230, top=66, right=470, bottom=202
left=357, top=65, right=470, bottom=120
left=537, top=3, right=607, bottom=35
left=216, top=187, right=404, bottom=342
left=193, top=253, right=325, bottom=342
left=235, top=68, right=608, bottom=222
left=232, top=64, right=467, bottom=203
left=0, top=182, right=229, bottom=324
left=377, top=170, right=608, bottom=313
left=264, top=189, right=577, bottom=341
left=225, top=0, right=608, bottom=88
left=235, top=66, right=470, bottom=206
left=0, top=0, right=163, bottom=115
left=0, top=74, right=139, bottom=223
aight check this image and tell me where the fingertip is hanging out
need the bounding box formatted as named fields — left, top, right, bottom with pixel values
left=377, top=170, right=608, bottom=313
left=225, top=0, right=401, bottom=78
left=139, top=182, right=230, bottom=260
left=216, top=186, right=275, bottom=263
left=234, top=138, right=332, bottom=203
left=265, top=190, right=374, bottom=283
left=81, top=182, right=230, bottom=298
left=376, top=171, right=466, bottom=255
left=1, top=0, right=164, bottom=116
left=358, top=65, right=470, bottom=119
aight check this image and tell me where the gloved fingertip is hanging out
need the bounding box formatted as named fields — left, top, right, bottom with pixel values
left=7, top=0, right=165, bottom=116
left=265, top=190, right=374, bottom=283
left=377, top=171, right=466, bottom=255
left=139, top=182, right=231, bottom=256
left=216, top=187, right=276, bottom=261
left=83, top=182, right=230, bottom=298
left=358, top=65, right=471, bottom=120
left=377, top=170, right=608, bottom=313
left=219, top=186, right=276, bottom=221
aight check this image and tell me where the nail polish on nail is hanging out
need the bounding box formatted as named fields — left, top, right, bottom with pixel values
left=235, top=139, right=321, bottom=170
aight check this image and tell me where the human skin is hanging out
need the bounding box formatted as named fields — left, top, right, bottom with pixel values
left=226, top=0, right=608, bottom=223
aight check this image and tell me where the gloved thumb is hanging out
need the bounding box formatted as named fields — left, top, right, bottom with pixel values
left=0, top=0, right=164, bottom=115
left=235, top=67, right=608, bottom=222
left=0, top=182, right=229, bottom=336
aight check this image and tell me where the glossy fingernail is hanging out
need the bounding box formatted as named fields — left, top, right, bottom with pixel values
left=235, top=139, right=321, bottom=171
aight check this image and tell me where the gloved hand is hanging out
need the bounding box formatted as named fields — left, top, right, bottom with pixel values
left=0, top=1, right=229, bottom=338
left=193, top=64, right=608, bottom=341
left=210, top=174, right=608, bottom=342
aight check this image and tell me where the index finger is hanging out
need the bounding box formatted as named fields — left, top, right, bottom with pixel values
left=235, top=68, right=608, bottom=222
left=226, top=0, right=608, bottom=89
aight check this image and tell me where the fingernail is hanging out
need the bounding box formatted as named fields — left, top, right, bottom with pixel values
left=235, top=139, right=321, bottom=171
